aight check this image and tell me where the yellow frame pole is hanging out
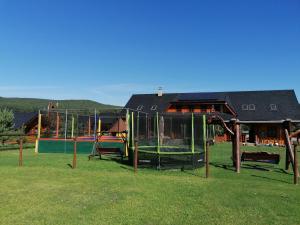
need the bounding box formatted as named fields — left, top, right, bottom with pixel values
left=35, top=111, right=42, bottom=154
left=98, top=118, right=101, bottom=134
left=71, top=116, right=75, bottom=138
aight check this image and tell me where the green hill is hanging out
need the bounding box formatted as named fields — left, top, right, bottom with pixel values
left=0, top=97, right=121, bottom=112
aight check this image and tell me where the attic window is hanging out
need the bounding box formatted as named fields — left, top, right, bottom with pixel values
left=150, top=105, right=157, bottom=111
left=249, top=104, right=256, bottom=111
left=242, top=104, right=248, bottom=110
left=137, top=105, right=144, bottom=111
left=270, top=104, right=277, bottom=111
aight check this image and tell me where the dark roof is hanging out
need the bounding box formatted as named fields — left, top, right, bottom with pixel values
left=223, top=90, right=299, bottom=121
left=125, top=93, right=178, bottom=114
left=124, top=90, right=300, bottom=122
left=13, top=112, right=37, bottom=129
left=177, top=92, right=227, bottom=102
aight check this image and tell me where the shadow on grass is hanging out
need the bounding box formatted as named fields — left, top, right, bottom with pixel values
left=241, top=164, right=273, bottom=171
left=119, top=165, right=135, bottom=172
left=274, top=168, right=292, bottom=175
left=210, top=161, right=288, bottom=174
left=67, top=163, right=73, bottom=169
left=251, top=174, right=290, bottom=184
left=181, top=169, right=203, bottom=177
left=88, top=155, right=127, bottom=164
left=210, top=162, right=236, bottom=172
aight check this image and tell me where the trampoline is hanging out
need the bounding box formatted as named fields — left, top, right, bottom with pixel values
left=128, top=112, right=207, bottom=169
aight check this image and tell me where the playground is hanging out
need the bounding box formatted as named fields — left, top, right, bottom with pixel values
left=0, top=107, right=300, bottom=225
left=34, top=109, right=210, bottom=169
left=0, top=143, right=299, bottom=225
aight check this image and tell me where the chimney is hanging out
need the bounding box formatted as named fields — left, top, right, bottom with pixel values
left=157, top=86, right=163, bottom=97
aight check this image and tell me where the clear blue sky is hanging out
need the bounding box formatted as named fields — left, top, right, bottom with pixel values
left=0, top=0, right=299, bottom=106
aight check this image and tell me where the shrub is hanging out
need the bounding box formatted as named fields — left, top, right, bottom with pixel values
left=0, top=108, right=14, bottom=145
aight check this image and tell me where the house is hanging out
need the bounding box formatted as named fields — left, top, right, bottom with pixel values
left=13, top=112, right=37, bottom=133
left=125, top=90, right=300, bottom=145
left=13, top=112, right=38, bottom=142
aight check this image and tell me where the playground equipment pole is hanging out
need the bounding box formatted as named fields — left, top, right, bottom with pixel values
left=71, top=116, right=75, bottom=138
left=125, top=109, right=129, bottom=157
left=19, top=138, right=23, bottom=167
left=284, top=119, right=292, bottom=170
left=88, top=116, right=91, bottom=136
left=64, top=110, right=68, bottom=153
left=131, top=112, right=134, bottom=150
left=35, top=111, right=41, bottom=154
left=156, top=112, right=160, bottom=169
left=203, top=115, right=207, bottom=157
left=137, top=112, right=140, bottom=141
left=191, top=113, right=194, bottom=154
left=230, top=118, right=241, bottom=173
left=134, top=141, right=138, bottom=173
left=94, top=109, right=97, bottom=140
left=235, top=121, right=241, bottom=173
left=98, top=118, right=101, bottom=133
left=156, top=112, right=160, bottom=152
left=205, top=141, right=209, bottom=178
left=73, top=138, right=77, bottom=169
left=294, top=144, right=298, bottom=185
left=56, top=112, right=59, bottom=138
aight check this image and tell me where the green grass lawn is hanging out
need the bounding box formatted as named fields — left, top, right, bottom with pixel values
left=0, top=143, right=299, bottom=225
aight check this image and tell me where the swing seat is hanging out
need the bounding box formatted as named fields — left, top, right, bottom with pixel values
left=241, top=151, right=280, bottom=164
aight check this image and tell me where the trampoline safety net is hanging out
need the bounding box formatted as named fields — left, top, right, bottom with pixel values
left=129, top=112, right=206, bottom=169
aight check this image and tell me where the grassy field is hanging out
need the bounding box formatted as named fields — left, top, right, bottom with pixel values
left=0, top=143, right=299, bottom=225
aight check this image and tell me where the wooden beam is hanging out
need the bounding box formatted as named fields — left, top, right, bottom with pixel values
left=88, top=116, right=91, bottom=136
left=294, top=144, right=298, bottom=185
left=235, top=122, right=241, bottom=173
left=284, top=129, right=295, bottom=170
left=210, top=115, right=234, bottom=135
left=231, top=120, right=236, bottom=167
left=290, top=129, right=300, bottom=138
left=283, top=120, right=292, bottom=170
left=73, top=138, right=77, bottom=169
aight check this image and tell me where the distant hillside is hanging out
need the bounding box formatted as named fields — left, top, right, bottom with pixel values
left=0, top=97, right=121, bottom=112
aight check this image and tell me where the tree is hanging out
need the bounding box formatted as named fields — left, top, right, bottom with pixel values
left=0, top=108, right=14, bottom=145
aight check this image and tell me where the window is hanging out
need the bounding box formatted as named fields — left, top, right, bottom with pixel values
left=267, top=126, right=277, bottom=138
left=242, top=104, right=255, bottom=111
left=249, top=104, right=256, bottom=111
left=150, top=105, right=157, bottom=111
left=211, top=105, right=215, bottom=112
left=200, top=105, right=207, bottom=112
left=242, top=104, right=248, bottom=110
left=270, top=104, right=277, bottom=111
left=214, top=105, right=221, bottom=111
left=137, top=105, right=144, bottom=111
